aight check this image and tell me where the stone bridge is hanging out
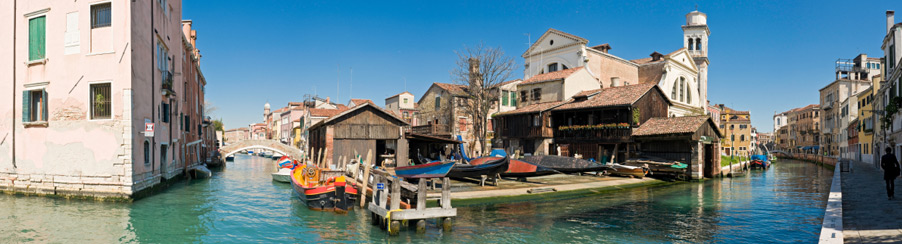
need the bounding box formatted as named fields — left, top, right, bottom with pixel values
left=220, top=139, right=305, bottom=159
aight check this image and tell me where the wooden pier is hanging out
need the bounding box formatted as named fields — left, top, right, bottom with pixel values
left=367, top=172, right=457, bottom=235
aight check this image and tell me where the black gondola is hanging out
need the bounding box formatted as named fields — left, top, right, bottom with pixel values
left=448, top=157, right=509, bottom=178
left=521, top=155, right=612, bottom=174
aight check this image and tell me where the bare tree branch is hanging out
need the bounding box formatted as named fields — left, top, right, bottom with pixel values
left=450, top=43, right=515, bottom=156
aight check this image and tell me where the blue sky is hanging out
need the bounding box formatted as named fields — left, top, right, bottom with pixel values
left=185, top=0, right=899, bottom=132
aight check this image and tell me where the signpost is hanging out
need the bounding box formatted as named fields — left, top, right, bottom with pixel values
left=376, top=183, right=385, bottom=190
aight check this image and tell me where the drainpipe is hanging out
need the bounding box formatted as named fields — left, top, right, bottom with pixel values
left=11, top=0, right=16, bottom=169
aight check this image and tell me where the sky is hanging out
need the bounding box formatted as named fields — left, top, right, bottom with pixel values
left=184, top=0, right=900, bottom=133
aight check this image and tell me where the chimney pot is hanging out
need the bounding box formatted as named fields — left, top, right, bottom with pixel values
left=888, top=10, right=896, bottom=34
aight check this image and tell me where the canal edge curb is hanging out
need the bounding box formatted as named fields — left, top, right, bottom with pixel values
left=438, top=179, right=676, bottom=207
left=818, top=160, right=843, bottom=243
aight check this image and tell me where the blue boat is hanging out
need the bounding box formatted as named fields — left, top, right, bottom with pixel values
left=395, top=161, right=455, bottom=178
left=750, top=155, right=770, bottom=169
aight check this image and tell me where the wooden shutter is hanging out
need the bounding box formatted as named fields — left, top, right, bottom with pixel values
left=22, top=91, right=30, bottom=122
left=28, top=16, right=46, bottom=61
left=511, top=92, right=517, bottom=106
left=42, top=89, right=48, bottom=121
left=501, top=91, right=509, bottom=106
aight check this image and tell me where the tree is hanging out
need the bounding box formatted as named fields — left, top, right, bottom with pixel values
left=212, top=119, right=224, bottom=132
left=451, top=44, right=515, bottom=156
left=204, top=100, right=218, bottom=117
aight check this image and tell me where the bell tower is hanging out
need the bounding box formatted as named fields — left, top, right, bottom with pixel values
left=683, top=10, right=710, bottom=111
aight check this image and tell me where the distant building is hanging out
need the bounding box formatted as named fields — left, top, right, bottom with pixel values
left=819, top=54, right=877, bottom=157
left=385, top=92, right=419, bottom=125
left=224, top=127, right=250, bottom=143
left=714, top=104, right=752, bottom=157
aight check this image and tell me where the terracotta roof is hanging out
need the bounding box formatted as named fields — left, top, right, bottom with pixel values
left=637, top=61, right=666, bottom=84
left=714, top=104, right=750, bottom=115
left=491, top=79, right=522, bottom=88
left=386, top=91, right=413, bottom=99
left=495, top=101, right=565, bottom=116
left=292, top=118, right=301, bottom=122
left=308, top=108, right=347, bottom=118
left=288, top=102, right=303, bottom=106
left=433, top=83, right=468, bottom=96
left=554, top=83, right=664, bottom=111
left=309, top=103, right=408, bottom=130
left=633, top=116, right=720, bottom=137
left=335, top=104, right=349, bottom=110
left=589, top=43, right=611, bottom=52
left=225, top=127, right=249, bottom=132
left=350, top=99, right=374, bottom=106
left=521, top=67, right=584, bottom=85
left=272, top=107, right=288, bottom=114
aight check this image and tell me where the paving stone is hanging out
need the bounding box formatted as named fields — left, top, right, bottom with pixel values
left=842, top=160, right=902, bottom=244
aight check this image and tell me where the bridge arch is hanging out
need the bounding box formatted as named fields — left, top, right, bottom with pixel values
left=220, top=140, right=305, bottom=160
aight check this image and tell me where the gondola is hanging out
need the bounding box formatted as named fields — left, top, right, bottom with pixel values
left=521, top=155, right=613, bottom=174
left=469, top=157, right=557, bottom=177
left=394, top=161, right=456, bottom=178
left=448, top=157, right=509, bottom=178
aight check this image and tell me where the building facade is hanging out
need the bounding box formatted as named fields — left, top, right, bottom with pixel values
left=714, top=105, right=752, bottom=157
left=0, top=0, right=211, bottom=198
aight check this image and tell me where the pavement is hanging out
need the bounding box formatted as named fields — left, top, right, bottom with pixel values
left=842, top=159, right=902, bottom=243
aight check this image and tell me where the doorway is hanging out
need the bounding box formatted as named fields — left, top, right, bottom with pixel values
left=704, top=144, right=716, bottom=178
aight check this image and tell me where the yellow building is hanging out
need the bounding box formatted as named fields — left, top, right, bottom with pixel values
left=857, top=75, right=881, bottom=164
left=715, top=104, right=752, bottom=157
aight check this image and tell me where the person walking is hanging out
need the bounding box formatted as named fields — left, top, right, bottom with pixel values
left=881, top=147, right=901, bottom=200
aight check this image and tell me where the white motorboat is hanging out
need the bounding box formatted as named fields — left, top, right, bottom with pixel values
left=272, top=168, right=292, bottom=183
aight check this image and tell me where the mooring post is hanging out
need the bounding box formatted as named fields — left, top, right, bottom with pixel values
left=417, top=179, right=427, bottom=211
left=360, top=149, right=373, bottom=208
left=390, top=177, right=401, bottom=210
left=441, top=177, right=451, bottom=209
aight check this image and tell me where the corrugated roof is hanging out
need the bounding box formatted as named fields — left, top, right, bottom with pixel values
left=521, top=67, right=584, bottom=85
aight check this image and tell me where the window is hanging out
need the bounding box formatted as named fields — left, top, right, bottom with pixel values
left=28, top=16, right=46, bottom=61
left=89, top=83, right=112, bottom=119
left=696, top=38, right=702, bottom=51
left=520, top=90, right=528, bottom=103
left=90, top=3, right=111, bottom=28
left=144, top=140, right=151, bottom=166
left=731, top=135, right=735, bottom=141
left=533, top=115, right=541, bottom=127
left=671, top=83, right=678, bottom=100
left=403, top=98, right=408, bottom=104
left=890, top=44, right=896, bottom=71
left=23, top=89, right=47, bottom=122
left=402, top=111, right=409, bottom=118
left=502, top=91, right=509, bottom=106
left=434, top=96, right=441, bottom=110
left=532, top=88, right=542, bottom=101
left=561, top=64, right=569, bottom=70
left=686, top=79, right=692, bottom=104
left=740, top=135, right=745, bottom=141
left=511, top=92, right=517, bottom=106
left=547, top=63, right=558, bottom=73
left=158, top=0, right=168, bottom=16
left=679, top=77, right=686, bottom=102
left=162, top=103, right=171, bottom=123
left=688, top=38, right=694, bottom=50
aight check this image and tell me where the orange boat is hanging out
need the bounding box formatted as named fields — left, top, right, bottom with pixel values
left=290, top=164, right=358, bottom=212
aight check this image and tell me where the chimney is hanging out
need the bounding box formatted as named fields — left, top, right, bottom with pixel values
left=597, top=44, right=612, bottom=53
left=650, top=51, right=664, bottom=61
left=326, top=97, right=330, bottom=104
left=468, top=58, right=482, bottom=86
left=888, top=10, right=895, bottom=34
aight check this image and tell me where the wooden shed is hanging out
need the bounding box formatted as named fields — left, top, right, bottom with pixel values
left=308, top=103, right=409, bottom=168
left=632, top=116, right=722, bottom=179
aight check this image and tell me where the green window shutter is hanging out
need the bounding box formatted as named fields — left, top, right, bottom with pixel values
left=22, top=91, right=30, bottom=122
left=511, top=93, right=517, bottom=106
left=42, top=89, right=48, bottom=121
left=501, top=91, right=509, bottom=106
left=28, top=16, right=46, bottom=61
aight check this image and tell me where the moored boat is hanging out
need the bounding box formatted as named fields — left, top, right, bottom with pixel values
left=448, top=157, right=509, bottom=178
left=394, top=161, right=455, bottom=178
left=469, top=157, right=557, bottom=177
left=272, top=168, right=292, bottom=183
left=290, top=164, right=358, bottom=212
left=521, top=155, right=612, bottom=174
left=225, top=155, right=235, bottom=161
left=610, top=164, right=648, bottom=178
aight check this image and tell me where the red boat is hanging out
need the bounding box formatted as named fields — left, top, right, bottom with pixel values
left=290, top=164, right=358, bottom=212
left=470, top=157, right=557, bottom=177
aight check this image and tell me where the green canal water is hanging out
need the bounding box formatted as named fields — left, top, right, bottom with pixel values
left=0, top=155, right=832, bottom=243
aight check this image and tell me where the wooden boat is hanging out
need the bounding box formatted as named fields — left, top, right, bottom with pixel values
left=624, top=157, right=687, bottom=178
left=272, top=168, right=292, bottom=183
left=470, top=157, right=556, bottom=177
left=290, top=164, right=358, bottom=212
left=750, top=155, right=770, bottom=169
left=188, top=165, right=212, bottom=179
left=521, top=155, right=612, bottom=174
left=394, top=161, right=455, bottom=178
left=610, top=164, right=648, bottom=178
left=448, top=157, right=509, bottom=178
left=225, top=155, right=235, bottom=161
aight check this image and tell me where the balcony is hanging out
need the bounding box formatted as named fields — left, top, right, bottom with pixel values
left=161, top=71, right=174, bottom=95
left=553, top=126, right=631, bottom=143
left=411, top=123, right=450, bottom=136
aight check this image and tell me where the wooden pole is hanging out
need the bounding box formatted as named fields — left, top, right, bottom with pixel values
left=360, top=149, right=374, bottom=208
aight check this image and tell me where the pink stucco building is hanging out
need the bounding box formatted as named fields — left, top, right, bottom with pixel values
left=0, top=0, right=209, bottom=198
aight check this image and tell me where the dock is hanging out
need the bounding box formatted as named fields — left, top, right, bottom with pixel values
left=425, top=174, right=665, bottom=205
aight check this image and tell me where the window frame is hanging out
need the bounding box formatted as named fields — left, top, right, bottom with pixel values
left=26, top=10, right=49, bottom=63
left=22, top=83, right=49, bottom=125
left=531, top=88, right=542, bottom=101
left=88, top=81, right=114, bottom=121
left=90, top=1, right=112, bottom=29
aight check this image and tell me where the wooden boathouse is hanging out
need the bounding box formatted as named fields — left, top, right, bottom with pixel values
left=632, top=116, right=723, bottom=179
left=307, top=103, right=410, bottom=167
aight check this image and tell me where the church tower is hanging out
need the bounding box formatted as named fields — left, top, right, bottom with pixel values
left=683, top=10, right=710, bottom=112
left=263, top=102, right=271, bottom=121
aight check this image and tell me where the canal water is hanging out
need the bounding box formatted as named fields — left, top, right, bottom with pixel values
left=0, top=155, right=833, bottom=243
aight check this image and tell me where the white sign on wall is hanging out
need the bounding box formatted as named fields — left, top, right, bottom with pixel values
left=145, top=119, right=155, bottom=137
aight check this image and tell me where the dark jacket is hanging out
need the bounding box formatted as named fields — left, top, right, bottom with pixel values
left=882, top=154, right=901, bottom=180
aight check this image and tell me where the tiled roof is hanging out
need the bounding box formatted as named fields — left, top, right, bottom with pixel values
left=272, top=107, right=288, bottom=114
left=491, top=79, right=522, bottom=88
left=637, top=61, right=666, bottom=84
left=554, top=83, right=662, bottom=111
left=521, top=67, right=584, bottom=85
left=386, top=91, right=413, bottom=99
left=589, top=43, right=611, bottom=52
left=433, top=83, right=468, bottom=96
left=308, top=108, right=346, bottom=118
left=335, top=104, right=349, bottom=110
left=633, top=116, right=716, bottom=137
left=715, top=104, right=750, bottom=115
left=350, top=99, right=374, bottom=106
left=495, top=102, right=565, bottom=116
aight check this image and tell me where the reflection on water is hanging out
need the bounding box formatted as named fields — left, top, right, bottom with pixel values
left=0, top=157, right=831, bottom=243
